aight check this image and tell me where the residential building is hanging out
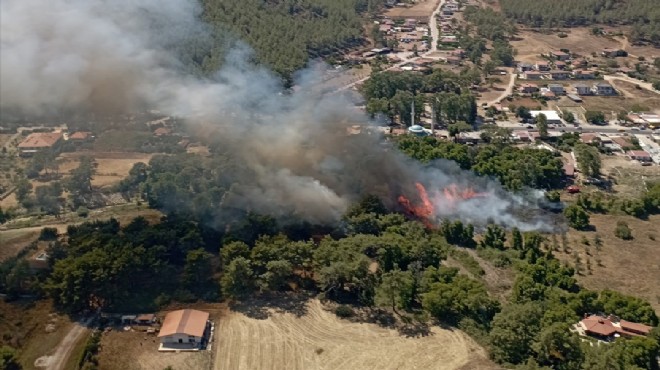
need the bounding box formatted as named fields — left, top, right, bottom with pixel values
left=547, top=83, right=565, bottom=95
left=17, top=132, right=63, bottom=157
left=579, top=315, right=653, bottom=341
left=540, top=89, right=556, bottom=99
left=158, top=309, right=210, bottom=350
left=574, top=83, right=591, bottom=95
left=517, top=62, right=533, bottom=73
left=580, top=133, right=599, bottom=144
left=549, top=70, right=570, bottom=80
left=551, top=50, right=570, bottom=61
left=535, top=61, right=550, bottom=71
left=573, top=69, right=595, bottom=79
left=601, top=48, right=625, bottom=58
left=524, top=71, right=543, bottom=80
left=530, top=110, right=562, bottom=125
left=518, top=83, right=538, bottom=94
left=445, top=56, right=462, bottom=65
left=628, top=150, right=652, bottom=162
left=592, top=82, right=616, bottom=95
left=554, top=61, right=567, bottom=70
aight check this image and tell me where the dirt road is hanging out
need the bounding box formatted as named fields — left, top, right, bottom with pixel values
left=604, top=74, right=660, bottom=96
left=36, top=318, right=92, bottom=370
left=429, top=0, right=447, bottom=53
left=487, top=70, right=516, bottom=106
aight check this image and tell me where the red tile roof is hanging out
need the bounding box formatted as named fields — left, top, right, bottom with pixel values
left=158, top=309, right=208, bottom=338
left=581, top=316, right=617, bottom=336
left=18, top=132, right=63, bottom=148
left=69, top=131, right=91, bottom=140
left=620, top=320, right=653, bottom=335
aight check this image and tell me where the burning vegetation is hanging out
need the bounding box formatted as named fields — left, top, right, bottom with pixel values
left=398, top=182, right=488, bottom=228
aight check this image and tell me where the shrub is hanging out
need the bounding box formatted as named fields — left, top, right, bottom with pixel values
left=39, top=227, right=58, bottom=241
left=614, top=221, right=633, bottom=240
left=335, top=305, right=355, bottom=318
left=76, top=206, right=89, bottom=218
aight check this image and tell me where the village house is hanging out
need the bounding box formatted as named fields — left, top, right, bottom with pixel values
left=550, top=50, right=570, bottom=61
left=518, top=83, right=538, bottom=94
left=158, top=309, right=210, bottom=350
left=530, top=110, right=562, bottom=125
left=517, top=62, right=534, bottom=73
left=554, top=61, right=567, bottom=70
left=579, top=132, right=599, bottom=144
left=547, top=83, right=565, bottom=95
left=445, top=55, right=462, bottom=65
left=574, top=83, right=591, bottom=95
left=573, top=69, right=596, bottom=79
left=524, top=71, right=543, bottom=80
left=579, top=315, right=653, bottom=341
left=540, top=89, right=556, bottom=99
left=592, top=82, right=616, bottom=95
left=601, top=48, right=626, bottom=58
left=549, top=70, right=570, bottom=80
left=535, top=61, right=550, bottom=71
left=379, top=24, right=393, bottom=33
left=68, top=131, right=93, bottom=145
left=628, top=150, right=652, bottom=163
left=17, top=132, right=63, bottom=157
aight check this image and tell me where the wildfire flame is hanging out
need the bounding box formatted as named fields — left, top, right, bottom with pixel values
left=398, top=182, right=488, bottom=228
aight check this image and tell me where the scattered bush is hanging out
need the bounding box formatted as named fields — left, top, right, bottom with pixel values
left=335, top=305, right=355, bottom=318
left=614, top=221, right=633, bottom=240
left=39, top=227, right=58, bottom=241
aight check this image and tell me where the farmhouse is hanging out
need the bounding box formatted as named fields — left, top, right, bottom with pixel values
left=535, top=61, right=550, bottom=71
left=579, top=315, right=653, bottom=341
left=517, top=62, right=534, bottom=73
left=17, top=132, right=63, bottom=157
left=601, top=48, right=625, bottom=58
left=573, top=69, right=595, bottom=79
left=158, top=309, right=210, bottom=350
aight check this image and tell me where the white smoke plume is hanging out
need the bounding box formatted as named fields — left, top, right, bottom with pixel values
left=0, top=0, right=556, bottom=230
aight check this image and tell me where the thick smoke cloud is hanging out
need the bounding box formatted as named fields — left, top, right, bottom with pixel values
left=0, top=0, right=554, bottom=230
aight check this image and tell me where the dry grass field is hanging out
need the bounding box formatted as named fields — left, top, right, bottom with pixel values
left=511, top=29, right=625, bottom=63
left=558, top=214, right=660, bottom=313
left=0, top=228, right=40, bottom=261
left=59, top=152, right=154, bottom=188
left=214, top=299, right=496, bottom=370
left=0, top=300, right=76, bottom=369
left=384, top=0, right=440, bottom=19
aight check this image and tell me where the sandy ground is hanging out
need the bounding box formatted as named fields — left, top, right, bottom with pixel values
left=214, top=299, right=495, bottom=370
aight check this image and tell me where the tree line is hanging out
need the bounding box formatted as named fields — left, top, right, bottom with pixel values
left=499, top=0, right=660, bottom=46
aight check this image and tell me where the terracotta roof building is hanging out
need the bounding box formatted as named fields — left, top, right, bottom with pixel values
left=158, top=309, right=210, bottom=350
left=17, top=132, right=63, bottom=157
left=579, top=315, right=654, bottom=340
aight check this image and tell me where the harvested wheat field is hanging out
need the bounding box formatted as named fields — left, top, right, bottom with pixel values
left=215, top=299, right=496, bottom=370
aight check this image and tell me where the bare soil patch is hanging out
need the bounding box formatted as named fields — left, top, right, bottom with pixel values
left=59, top=152, right=153, bottom=188
left=512, top=28, right=623, bottom=63
left=214, top=298, right=495, bottom=370
left=558, top=214, right=660, bottom=313
left=98, top=330, right=212, bottom=370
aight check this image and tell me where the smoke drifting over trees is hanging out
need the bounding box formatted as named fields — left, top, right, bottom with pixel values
left=1, top=0, right=553, bottom=230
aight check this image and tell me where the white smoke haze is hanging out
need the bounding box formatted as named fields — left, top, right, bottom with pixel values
left=0, top=0, right=557, bottom=230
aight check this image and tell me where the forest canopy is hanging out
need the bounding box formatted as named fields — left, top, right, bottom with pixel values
left=499, top=0, right=660, bottom=46
left=200, top=0, right=384, bottom=79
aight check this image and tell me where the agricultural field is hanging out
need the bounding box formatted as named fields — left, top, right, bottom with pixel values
left=214, top=299, right=495, bottom=370
left=58, top=152, right=154, bottom=189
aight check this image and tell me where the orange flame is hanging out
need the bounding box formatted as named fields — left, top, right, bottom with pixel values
left=398, top=182, right=488, bottom=228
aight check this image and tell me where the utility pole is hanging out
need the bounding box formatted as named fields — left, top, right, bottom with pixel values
left=430, top=103, right=435, bottom=136
left=411, top=99, right=415, bottom=127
